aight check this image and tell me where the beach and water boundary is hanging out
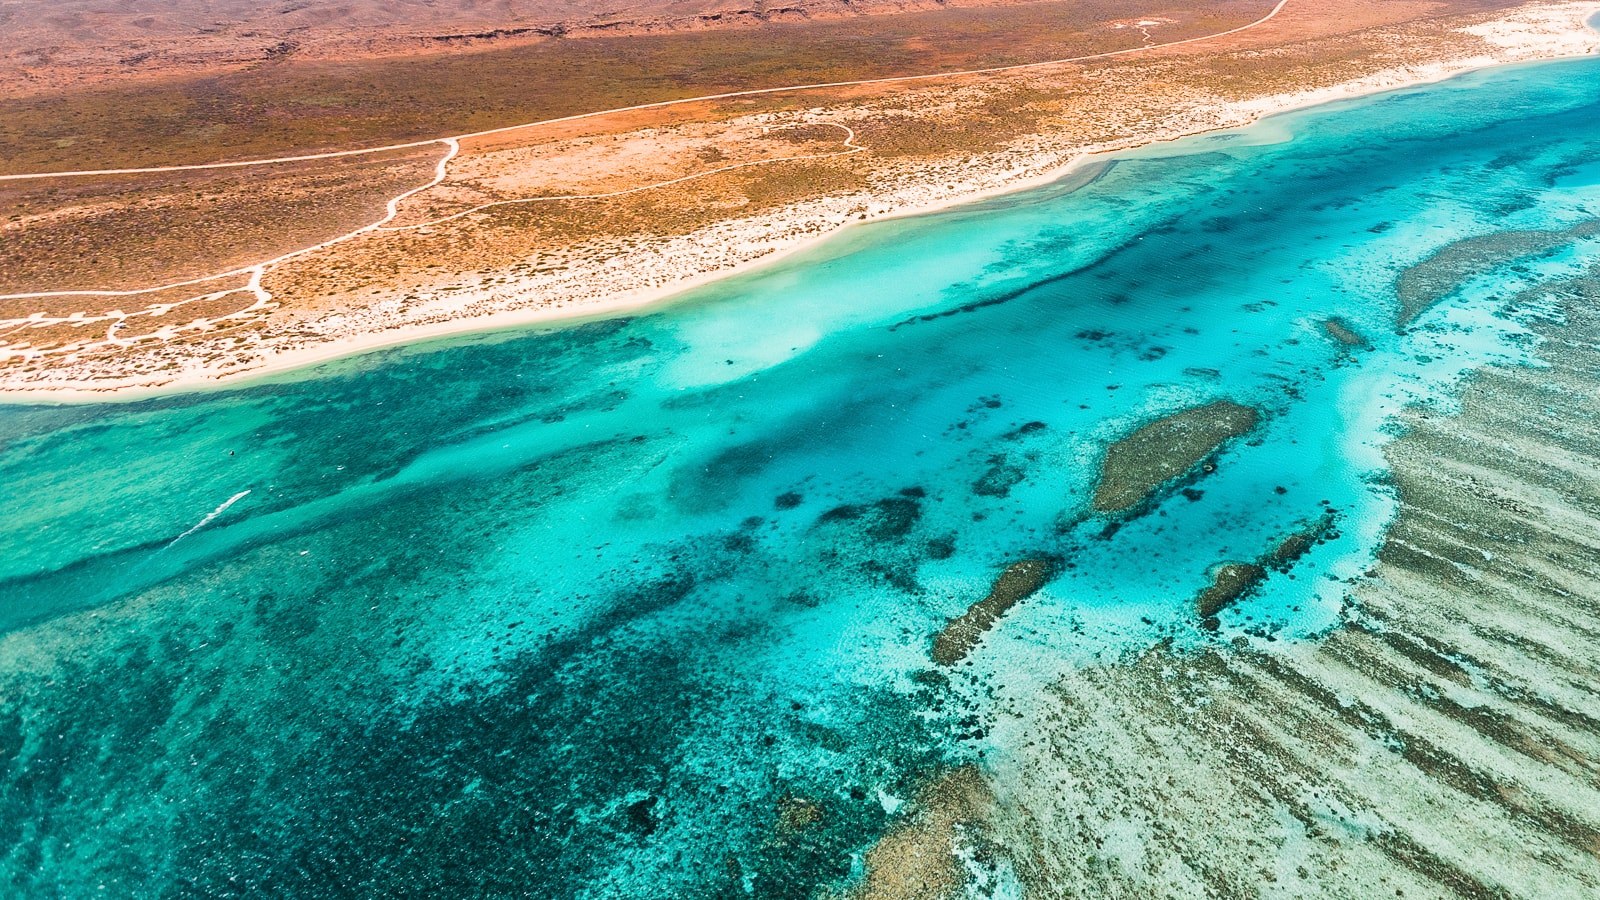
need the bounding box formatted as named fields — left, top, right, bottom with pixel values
left=7, top=10, right=1600, bottom=896
left=3, top=1, right=1599, bottom=403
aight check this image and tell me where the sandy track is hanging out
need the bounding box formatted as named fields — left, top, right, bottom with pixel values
left=0, top=0, right=1291, bottom=318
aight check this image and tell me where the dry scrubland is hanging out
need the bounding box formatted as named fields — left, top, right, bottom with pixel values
left=1, top=0, right=1251, bottom=104
left=7, top=0, right=1595, bottom=394
left=0, top=0, right=1251, bottom=170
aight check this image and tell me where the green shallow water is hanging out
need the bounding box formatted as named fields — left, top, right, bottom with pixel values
left=4, top=54, right=1600, bottom=896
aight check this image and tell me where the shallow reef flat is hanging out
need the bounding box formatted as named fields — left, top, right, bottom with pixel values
left=949, top=271, right=1600, bottom=898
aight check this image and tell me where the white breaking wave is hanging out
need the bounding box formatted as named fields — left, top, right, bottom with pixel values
left=165, top=490, right=251, bottom=549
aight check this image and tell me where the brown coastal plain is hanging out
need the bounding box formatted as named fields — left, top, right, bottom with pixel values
left=4, top=0, right=1597, bottom=394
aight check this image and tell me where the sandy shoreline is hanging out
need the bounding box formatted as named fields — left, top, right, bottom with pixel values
left=5, top=0, right=1599, bottom=406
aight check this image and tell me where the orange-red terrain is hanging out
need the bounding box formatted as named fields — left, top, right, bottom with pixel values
left=2, top=0, right=1595, bottom=396
left=2, top=0, right=1253, bottom=100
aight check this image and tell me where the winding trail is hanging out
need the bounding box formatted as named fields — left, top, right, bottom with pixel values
left=0, top=140, right=458, bottom=352
left=0, top=0, right=1292, bottom=346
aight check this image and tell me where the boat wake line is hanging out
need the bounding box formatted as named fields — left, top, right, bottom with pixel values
left=165, top=490, right=252, bottom=549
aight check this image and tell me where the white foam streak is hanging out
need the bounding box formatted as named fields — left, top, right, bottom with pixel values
left=165, top=490, right=251, bottom=549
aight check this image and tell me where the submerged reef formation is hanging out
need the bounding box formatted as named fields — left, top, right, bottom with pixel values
left=1395, top=220, right=1600, bottom=328
left=931, top=559, right=1055, bottom=665
left=1092, top=401, right=1260, bottom=513
left=1321, top=317, right=1371, bottom=349
left=904, top=270, right=1600, bottom=897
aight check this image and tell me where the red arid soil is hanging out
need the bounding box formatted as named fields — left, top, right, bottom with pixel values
left=3, top=0, right=1192, bottom=96
left=3, top=0, right=1597, bottom=397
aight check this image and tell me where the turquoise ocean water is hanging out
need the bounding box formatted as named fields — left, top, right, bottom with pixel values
left=4, top=53, right=1600, bottom=895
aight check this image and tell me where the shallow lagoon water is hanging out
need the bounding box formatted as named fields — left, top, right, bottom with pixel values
left=4, top=55, right=1600, bottom=895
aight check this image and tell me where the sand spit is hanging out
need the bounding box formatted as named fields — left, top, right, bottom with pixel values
left=878, top=268, right=1600, bottom=896
left=5, top=1, right=1599, bottom=401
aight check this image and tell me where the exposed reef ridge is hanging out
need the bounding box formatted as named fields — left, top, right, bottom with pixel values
left=1193, top=513, right=1340, bottom=626
left=1193, top=562, right=1268, bottom=623
left=1091, top=401, right=1260, bottom=513
left=837, top=766, right=1000, bottom=900
left=1266, top=511, right=1338, bottom=571
left=932, top=559, right=1055, bottom=665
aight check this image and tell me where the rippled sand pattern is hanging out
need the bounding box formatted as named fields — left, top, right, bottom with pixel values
left=982, top=272, right=1600, bottom=897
